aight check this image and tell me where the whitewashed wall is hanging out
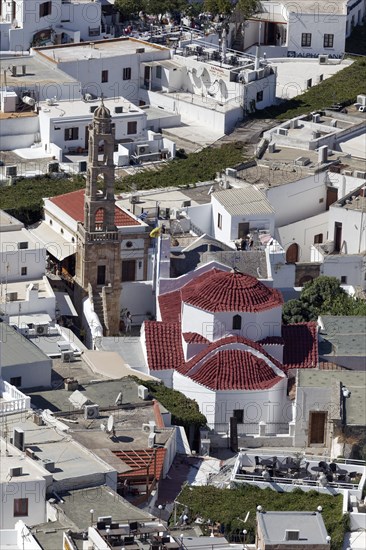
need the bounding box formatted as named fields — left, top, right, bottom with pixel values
left=277, top=211, right=329, bottom=262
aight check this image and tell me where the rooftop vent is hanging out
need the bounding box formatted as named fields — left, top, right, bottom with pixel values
left=285, top=530, right=300, bottom=541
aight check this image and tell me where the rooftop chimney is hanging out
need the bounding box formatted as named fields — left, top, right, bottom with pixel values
left=318, top=145, right=328, bottom=164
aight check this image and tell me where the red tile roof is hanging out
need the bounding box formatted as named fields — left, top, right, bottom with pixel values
left=153, top=399, right=165, bottom=429
left=144, top=322, right=185, bottom=371
left=282, top=322, right=318, bottom=370
left=183, top=332, right=210, bottom=344
left=49, top=189, right=140, bottom=227
left=158, top=269, right=222, bottom=323
left=158, top=290, right=182, bottom=323
left=113, top=448, right=166, bottom=480
left=189, top=350, right=283, bottom=390
left=183, top=271, right=283, bottom=312
left=178, top=335, right=284, bottom=376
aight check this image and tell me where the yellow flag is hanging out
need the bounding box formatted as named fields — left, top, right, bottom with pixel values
left=149, top=227, right=161, bottom=238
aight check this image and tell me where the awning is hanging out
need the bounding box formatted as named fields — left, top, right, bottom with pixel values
left=54, top=292, right=78, bottom=317
left=9, top=313, right=52, bottom=326
left=29, top=221, right=76, bottom=261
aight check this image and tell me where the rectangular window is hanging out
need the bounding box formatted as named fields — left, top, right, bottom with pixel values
left=64, top=127, right=79, bottom=141
left=39, top=1, right=52, bottom=18
left=10, top=377, right=21, bottom=387
left=156, top=66, right=162, bottom=79
left=341, top=276, right=347, bottom=284
left=14, top=498, right=28, bottom=517
left=122, top=260, right=136, bottom=282
left=123, top=67, right=131, bottom=80
left=17, top=242, right=28, bottom=249
left=21, top=267, right=27, bottom=276
left=127, top=121, right=137, bottom=135
left=324, top=34, right=334, bottom=48
left=301, top=33, right=312, bottom=47
left=217, top=212, right=222, bottom=229
left=233, top=410, right=244, bottom=424
left=101, top=70, right=108, bottom=83
left=314, top=233, right=323, bottom=244
left=256, top=91, right=263, bottom=102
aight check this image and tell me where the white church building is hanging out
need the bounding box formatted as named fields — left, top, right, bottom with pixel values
left=140, top=264, right=318, bottom=431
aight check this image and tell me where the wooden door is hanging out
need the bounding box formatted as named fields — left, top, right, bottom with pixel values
left=309, top=411, right=327, bottom=444
left=286, top=243, right=299, bottom=263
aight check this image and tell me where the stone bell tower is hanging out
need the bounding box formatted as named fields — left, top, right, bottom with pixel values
left=74, top=100, right=121, bottom=336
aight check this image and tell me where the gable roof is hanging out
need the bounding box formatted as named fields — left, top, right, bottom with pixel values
left=213, top=187, right=274, bottom=216
left=49, top=189, right=140, bottom=227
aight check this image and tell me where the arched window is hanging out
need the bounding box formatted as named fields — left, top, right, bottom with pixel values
left=95, top=208, right=105, bottom=231
left=232, top=314, right=242, bottom=330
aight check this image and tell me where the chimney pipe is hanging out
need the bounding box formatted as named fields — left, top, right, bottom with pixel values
left=318, top=145, right=328, bottom=164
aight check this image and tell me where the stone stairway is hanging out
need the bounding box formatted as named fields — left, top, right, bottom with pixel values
left=92, top=292, right=107, bottom=336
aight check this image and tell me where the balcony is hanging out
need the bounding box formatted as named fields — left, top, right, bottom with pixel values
left=0, top=380, right=31, bottom=416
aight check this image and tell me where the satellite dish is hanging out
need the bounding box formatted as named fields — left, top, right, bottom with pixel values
left=196, top=66, right=204, bottom=78
left=107, top=415, right=114, bottom=433
left=115, top=392, right=123, bottom=405
left=100, top=423, right=106, bottom=432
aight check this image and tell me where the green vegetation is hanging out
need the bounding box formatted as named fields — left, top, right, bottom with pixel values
left=0, top=174, right=85, bottom=225
left=130, top=377, right=207, bottom=430
left=258, top=57, right=366, bottom=121
left=346, top=22, right=366, bottom=56
left=176, top=485, right=347, bottom=548
left=115, top=142, right=246, bottom=192
left=283, top=276, right=366, bottom=324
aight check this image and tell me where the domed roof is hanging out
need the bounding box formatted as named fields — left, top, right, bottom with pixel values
left=183, top=271, right=283, bottom=312
left=94, top=99, right=111, bottom=119
left=189, top=349, right=282, bottom=390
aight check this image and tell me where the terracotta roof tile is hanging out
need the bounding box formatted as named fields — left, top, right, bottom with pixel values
left=178, top=335, right=284, bottom=376
left=49, top=189, right=140, bottom=227
left=144, top=321, right=184, bottom=371
left=282, top=322, right=318, bottom=370
left=190, top=350, right=283, bottom=390
left=183, top=271, right=283, bottom=312
left=183, top=332, right=210, bottom=344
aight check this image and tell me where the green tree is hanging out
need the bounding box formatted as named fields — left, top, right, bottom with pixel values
left=236, top=0, right=262, bottom=18
left=203, top=0, right=232, bottom=15
left=114, top=0, right=144, bottom=20
left=282, top=276, right=366, bottom=324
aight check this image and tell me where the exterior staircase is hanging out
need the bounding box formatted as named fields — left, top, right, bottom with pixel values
left=92, top=292, right=107, bottom=336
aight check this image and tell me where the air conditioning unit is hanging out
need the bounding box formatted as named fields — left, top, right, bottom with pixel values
left=138, top=385, right=148, bottom=400
left=6, top=165, right=17, bottom=177
left=136, top=144, right=150, bottom=155
left=9, top=467, right=23, bottom=477
left=142, top=423, right=151, bottom=433
left=62, top=350, right=74, bottom=363
left=6, top=292, right=18, bottom=302
left=149, top=421, right=156, bottom=433
left=36, top=324, right=48, bottom=335
left=278, top=128, right=288, bottom=136
left=84, top=404, right=99, bottom=419
left=319, top=55, right=329, bottom=64
left=148, top=432, right=156, bottom=448
left=356, top=94, right=366, bottom=106
left=25, top=448, right=36, bottom=459
left=354, top=170, right=366, bottom=179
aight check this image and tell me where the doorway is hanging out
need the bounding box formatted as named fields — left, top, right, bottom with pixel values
left=334, top=222, right=342, bottom=252
left=97, top=265, right=106, bottom=285
left=286, top=243, right=299, bottom=263
left=308, top=411, right=327, bottom=445
left=238, top=222, right=249, bottom=239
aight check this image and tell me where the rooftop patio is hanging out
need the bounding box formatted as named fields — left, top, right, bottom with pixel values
left=231, top=451, right=366, bottom=498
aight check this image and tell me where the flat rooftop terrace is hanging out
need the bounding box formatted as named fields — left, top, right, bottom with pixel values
left=35, top=38, right=168, bottom=64
left=0, top=55, right=79, bottom=88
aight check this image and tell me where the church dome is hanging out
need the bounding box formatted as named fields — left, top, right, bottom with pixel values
left=183, top=271, right=283, bottom=312
left=94, top=100, right=111, bottom=119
